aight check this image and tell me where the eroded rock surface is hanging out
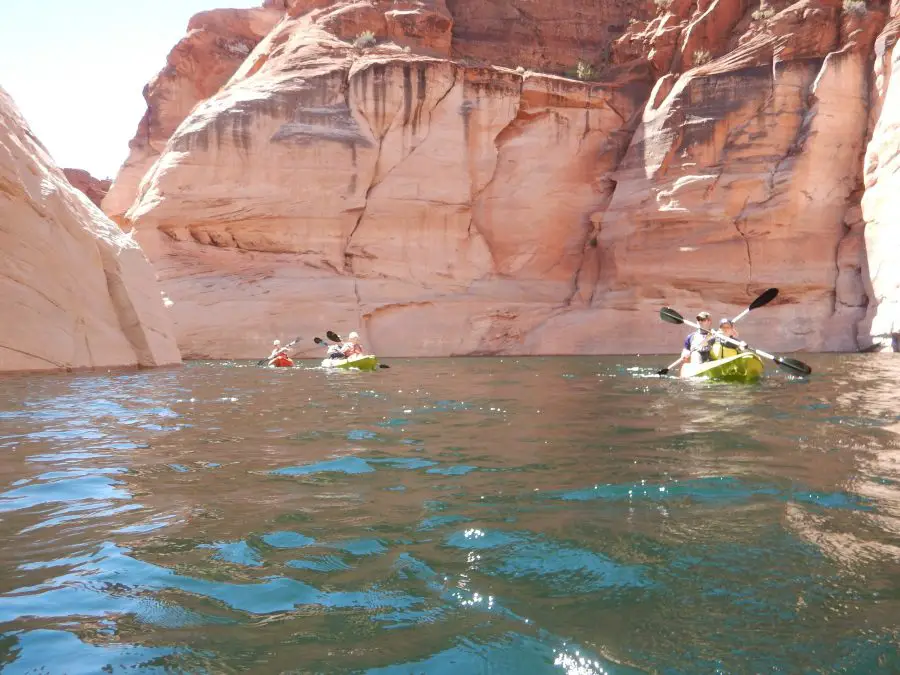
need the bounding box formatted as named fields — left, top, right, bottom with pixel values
left=63, top=168, right=112, bottom=207
left=107, top=0, right=900, bottom=356
left=0, top=87, right=181, bottom=372
left=101, top=6, right=284, bottom=227
left=860, top=11, right=900, bottom=351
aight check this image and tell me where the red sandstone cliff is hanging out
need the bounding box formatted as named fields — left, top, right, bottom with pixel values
left=105, top=0, right=899, bottom=357
left=102, top=6, right=284, bottom=227
left=0, top=87, right=182, bottom=372
left=63, top=168, right=112, bottom=207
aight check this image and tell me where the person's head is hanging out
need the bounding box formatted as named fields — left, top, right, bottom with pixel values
left=348, top=331, right=360, bottom=343
left=273, top=339, right=281, bottom=346
left=696, top=311, right=711, bottom=328
left=719, top=318, right=735, bottom=336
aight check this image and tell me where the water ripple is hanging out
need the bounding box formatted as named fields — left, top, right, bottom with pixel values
left=0, top=355, right=898, bottom=673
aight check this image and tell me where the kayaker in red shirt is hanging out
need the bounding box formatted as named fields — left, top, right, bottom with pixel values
left=340, top=332, right=364, bottom=357
left=268, top=339, right=294, bottom=367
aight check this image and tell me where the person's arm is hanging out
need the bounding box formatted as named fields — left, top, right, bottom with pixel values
left=732, top=329, right=748, bottom=351
left=681, top=334, right=693, bottom=362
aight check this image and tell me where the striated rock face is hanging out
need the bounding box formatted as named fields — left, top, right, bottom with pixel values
left=101, top=6, right=284, bottom=227
left=0, top=87, right=181, bottom=372
left=861, top=12, right=900, bottom=352
left=63, top=168, right=112, bottom=207
left=124, top=15, right=649, bottom=357
left=594, top=25, right=874, bottom=351
left=108, top=0, right=900, bottom=356
left=443, top=0, right=655, bottom=72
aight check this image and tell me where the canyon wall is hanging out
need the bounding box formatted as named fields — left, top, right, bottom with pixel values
left=861, top=9, right=900, bottom=352
left=102, top=6, right=285, bottom=227
left=0, top=87, right=181, bottom=372
left=106, top=0, right=899, bottom=357
left=63, top=168, right=111, bottom=207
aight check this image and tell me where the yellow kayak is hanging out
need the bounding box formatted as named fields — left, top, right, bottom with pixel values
left=680, top=352, right=764, bottom=383
left=320, top=354, right=379, bottom=371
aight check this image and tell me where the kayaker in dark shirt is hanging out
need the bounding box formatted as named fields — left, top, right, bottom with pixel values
left=680, top=311, right=715, bottom=364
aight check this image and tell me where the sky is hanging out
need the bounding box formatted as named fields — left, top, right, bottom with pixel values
left=0, top=0, right=260, bottom=179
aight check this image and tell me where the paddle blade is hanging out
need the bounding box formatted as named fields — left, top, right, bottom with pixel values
left=326, top=331, right=341, bottom=343
left=314, top=337, right=325, bottom=345
left=379, top=364, right=390, bottom=369
left=774, top=356, right=812, bottom=376
left=659, top=307, right=685, bottom=325
left=657, top=355, right=684, bottom=376
left=749, top=288, right=779, bottom=310
left=256, top=358, right=269, bottom=366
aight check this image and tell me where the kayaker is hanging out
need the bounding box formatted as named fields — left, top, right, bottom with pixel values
left=268, top=339, right=294, bottom=367
left=711, top=318, right=748, bottom=360
left=340, top=331, right=365, bottom=357
left=680, top=311, right=715, bottom=364
left=269, top=339, right=285, bottom=359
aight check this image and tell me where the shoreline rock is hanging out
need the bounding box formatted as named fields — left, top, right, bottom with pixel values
left=0, top=87, right=182, bottom=373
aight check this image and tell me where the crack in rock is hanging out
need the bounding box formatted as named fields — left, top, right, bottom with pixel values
left=344, top=62, right=459, bottom=274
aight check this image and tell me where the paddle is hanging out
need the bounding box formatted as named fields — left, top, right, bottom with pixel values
left=659, top=307, right=812, bottom=376
left=257, top=336, right=301, bottom=366
left=656, top=288, right=779, bottom=375
left=731, top=287, right=779, bottom=323
left=321, top=331, right=390, bottom=369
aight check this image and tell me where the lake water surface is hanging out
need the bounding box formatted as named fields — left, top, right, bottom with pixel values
left=1, top=355, right=899, bottom=674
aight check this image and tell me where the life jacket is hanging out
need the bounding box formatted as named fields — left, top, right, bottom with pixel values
left=343, top=343, right=364, bottom=356
left=711, top=339, right=739, bottom=360
left=272, top=354, right=293, bottom=367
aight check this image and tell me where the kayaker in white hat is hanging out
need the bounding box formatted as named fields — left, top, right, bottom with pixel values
left=340, top=331, right=365, bottom=357
left=268, top=339, right=286, bottom=360
left=680, top=311, right=715, bottom=364
left=267, top=338, right=294, bottom=367
left=711, top=318, right=748, bottom=360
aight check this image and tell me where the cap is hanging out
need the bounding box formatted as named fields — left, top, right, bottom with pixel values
left=696, top=311, right=711, bottom=320
left=719, top=317, right=733, bottom=326
left=273, top=339, right=281, bottom=345
left=348, top=331, right=360, bottom=340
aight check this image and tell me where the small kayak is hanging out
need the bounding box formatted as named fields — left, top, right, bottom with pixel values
left=271, top=356, right=294, bottom=367
left=321, top=354, right=379, bottom=371
left=680, top=352, right=764, bottom=383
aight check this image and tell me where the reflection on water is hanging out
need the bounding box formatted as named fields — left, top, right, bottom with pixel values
left=0, top=355, right=899, bottom=673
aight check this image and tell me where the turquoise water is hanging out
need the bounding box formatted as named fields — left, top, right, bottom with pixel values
left=1, top=354, right=899, bottom=674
